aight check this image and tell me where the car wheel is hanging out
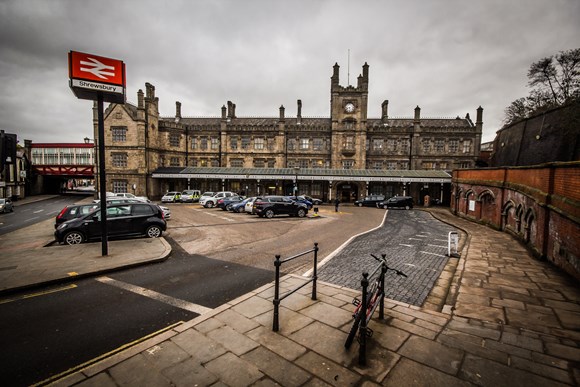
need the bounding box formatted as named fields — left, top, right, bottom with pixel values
left=226, top=204, right=233, bottom=211
left=297, top=208, right=306, bottom=218
left=146, top=225, right=162, bottom=238
left=64, top=231, right=84, bottom=245
left=383, top=204, right=388, bottom=209
left=207, top=202, right=215, bottom=208
left=405, top=205, right=410, bottom=210
left=358, top=203, right=363, bottom=207
left=265, top=209, right=275, bottom=219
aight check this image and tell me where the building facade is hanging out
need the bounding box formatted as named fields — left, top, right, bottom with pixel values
left=96, top=63, right=483, bottom=202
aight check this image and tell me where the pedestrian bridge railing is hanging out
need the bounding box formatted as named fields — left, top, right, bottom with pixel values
left=272, top=242, right=319, bottom=332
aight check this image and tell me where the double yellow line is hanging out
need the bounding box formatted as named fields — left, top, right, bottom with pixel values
left=0, top=284, right=78, bottom=305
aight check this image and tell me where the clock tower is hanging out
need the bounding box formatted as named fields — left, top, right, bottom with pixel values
left=330, top=62, right=369, bottom=169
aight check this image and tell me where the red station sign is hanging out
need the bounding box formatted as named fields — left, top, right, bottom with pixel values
left=68, top=51, right=126, bottom=103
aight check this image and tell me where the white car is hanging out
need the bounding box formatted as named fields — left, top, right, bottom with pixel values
left=244, top=197, right=261, bottom=214
left=199, top=191, right=236, bottom=208
left=161, top=191, right=181, bottom=203
left=180, top=190, right=201, bottom=203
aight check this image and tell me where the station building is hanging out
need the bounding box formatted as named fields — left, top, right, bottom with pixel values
left=95, top=62, right=483, bottom=203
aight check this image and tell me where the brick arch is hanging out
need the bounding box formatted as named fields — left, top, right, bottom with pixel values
left=478, top=190, right=496, bottom=224
left=501, top=200, right=518, bottom=233
left=523, top=207, right=537, bottom=244
left=516, top=204, right=525, bottom=234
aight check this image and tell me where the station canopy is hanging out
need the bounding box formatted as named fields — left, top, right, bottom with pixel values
left=152, top=167, right=451, bottom=183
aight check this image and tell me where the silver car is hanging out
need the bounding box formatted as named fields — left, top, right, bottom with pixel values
left=0, top=198, right=14, bottom=213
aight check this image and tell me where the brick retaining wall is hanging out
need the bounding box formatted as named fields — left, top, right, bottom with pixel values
left=452, top=162, right=580, bottom=280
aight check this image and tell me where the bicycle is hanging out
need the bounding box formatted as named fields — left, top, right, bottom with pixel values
left=345, top=253, right=407, bottom=349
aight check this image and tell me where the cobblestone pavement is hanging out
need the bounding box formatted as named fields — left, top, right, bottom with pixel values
left=318, top=209, right=460, bottom=306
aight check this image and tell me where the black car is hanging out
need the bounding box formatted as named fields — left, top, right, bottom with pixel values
left=55, top=204, right=99, bottom=228
left=354, top=195, right=386, bottom=207
left=55, top=203, right=167, bottom=245
left=380, top=196, right=414, bottom=209
left=217, top=196, right=244, bottom=211
left=253, top=196, right=309, bottom=218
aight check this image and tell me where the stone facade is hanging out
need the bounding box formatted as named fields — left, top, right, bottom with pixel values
left=96, top=63, right=482, bottom=201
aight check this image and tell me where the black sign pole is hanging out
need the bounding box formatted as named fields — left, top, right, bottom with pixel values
left=97, top=93, right=108, bottom=256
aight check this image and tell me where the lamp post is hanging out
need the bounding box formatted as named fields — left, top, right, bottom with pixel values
left=294, top=166, right=300, bottom=199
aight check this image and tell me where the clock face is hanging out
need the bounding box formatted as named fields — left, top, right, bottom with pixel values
left=345, top=103, right=355, bottom=113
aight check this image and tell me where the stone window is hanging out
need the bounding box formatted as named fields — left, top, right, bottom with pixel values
left=230, top=137, right=238, bottom=150
left=386, top=162, right=397, bottom=170
left=342, top=160, right=354, bottom=169
left=230, top=159, right=243, bottom=168
left=400, top=161, right=409, bottom=170
left=112, top=127, right=127, bottom=142
left=298, top=159, right=309, bottom=168
left=267, top=137, right=276, bottom=151
left=400, top=139, right=410, bottom=153
left=112, top=153, right=127, bottom=168
left=313, top=138, right=324, bottom=151
left=435, top=139, right=445, bottom=153
left=211, top=137, right=219, bottom=150
left=461, top=161, right=471, bottom=168
left=191, top=137, right=198, bottom=149
left=422, top=162, right=436, bottom=170
left=253, top=158, right=265, bottom=168
left=439, top=162, right=448, bottom=170
left=170, top=157, right=180, bottom=167
left=189, top=159, right=198, bottom=167
left=200, top=159, right=208, bottom=167
left=373, top=139, right=384, bottom=151
left=300, top=138, right=310, bottom=150
left=463, top=140, right=471, bottom=154
left=200, top=137, right=208, bottom=150
left=267, top=159, right=275, bottom=168
left=211, top=158, right=219, bottom=167
left=422, top=140, right=431, bottom=153
left=387, top=139, right=397, bottom=152
left=169, top=133, right=180, bottom=147
left=159, top=155, right=165, bottom=167
left=112, top=180, right=127, bottom=193
left=241, top=136, right=250, bottom=150
left=449, top=140, right=459, bottom=153
left=344, top=136, right=354, bottom=150
left=254, top=137, right=265, bottom=150
left=287, top=139, right=296, bottom=151
left=373, top=161, right=383, bottom=170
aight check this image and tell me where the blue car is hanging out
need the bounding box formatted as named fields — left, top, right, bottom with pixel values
left=285, top=196, right=313, bottom=210
left=230, top=197, right=251, bottom=213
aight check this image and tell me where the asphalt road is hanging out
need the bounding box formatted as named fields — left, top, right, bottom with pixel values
left=0, top=238, right=274, bottom=386
left=0, top=195, right=83, bottom=236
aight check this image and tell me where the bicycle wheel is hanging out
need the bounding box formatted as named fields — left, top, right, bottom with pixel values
left=345, top=309, right=363, bottom=349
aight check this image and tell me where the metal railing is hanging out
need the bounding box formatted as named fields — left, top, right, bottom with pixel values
left=272, top=242, right=319, bottom=332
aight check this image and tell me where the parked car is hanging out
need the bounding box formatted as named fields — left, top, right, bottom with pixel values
left=217, top=196, right=244, bottom=211
left=354, top=195, right=386, bottom=207
left=230, top=197, right=251, bottom=213
left=287, top=196, right=313, bottom=210
left=0, top=198, right=14, bottom=213
left=380, top=196, right=414, bottom=210
left=55, top=202, right=166, bottom=245
left=200, top=191, right=236, bottom=208
left=302, top=195, right=323, bottom=205
left=110, top=192, right=151, bottom=202
left=55, top=203, right=99, bottom=228
left=161, top=191, right=181, bottom=203
left=180, top=190, right=201, bottom=203
left=244, top=197, right=261, bottom=214
left=253, top=196, right=309, bottom=218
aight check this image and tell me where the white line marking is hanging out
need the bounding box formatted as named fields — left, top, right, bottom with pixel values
left=33, top=209, right=45, bottom=214
left=408, top=237, right=423, bottom=241
left=399, top=244, right=414, bottom=247
left=96, top=276, right=212, bottom=315
left=420, top=251, right=446, bottom=257
left=428, top=244, right=447, bottom=248
left=415, top=235, right=429, bottom=238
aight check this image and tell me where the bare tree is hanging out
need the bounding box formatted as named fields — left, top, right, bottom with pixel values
left=503, top=48, right=580, bottom=126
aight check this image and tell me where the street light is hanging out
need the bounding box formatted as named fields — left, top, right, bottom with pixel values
left=294, top=166, right=300, bottom=199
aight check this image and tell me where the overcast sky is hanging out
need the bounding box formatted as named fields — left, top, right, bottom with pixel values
left=1, top=0, right=579, bottom=145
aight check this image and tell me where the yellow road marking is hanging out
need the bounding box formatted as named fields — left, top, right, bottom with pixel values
left=33, top=321, right=184, bottom=386
left=0, top=284, right=77, bottom=305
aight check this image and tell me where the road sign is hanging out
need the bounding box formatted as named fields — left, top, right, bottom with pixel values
left=447, top=231, right=460, bottom=257
left=69, top=51, right=126, bottom=103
